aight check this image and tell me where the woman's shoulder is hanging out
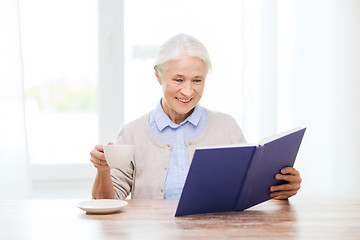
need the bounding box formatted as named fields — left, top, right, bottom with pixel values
left=205, top=108, right=238, bottom=125
left=115, top=112, right=151, bottom=143
left=199, top=108, right=246, bottom=144
left=122, top=112, right=150, bottom=130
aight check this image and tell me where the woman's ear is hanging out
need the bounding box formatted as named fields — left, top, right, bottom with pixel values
left=154, top=66, right=162, bottom=85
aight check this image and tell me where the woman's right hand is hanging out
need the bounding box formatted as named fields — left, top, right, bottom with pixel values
left=90, top=143, right=113, bottom=172
left=91, top=142, right=116, bottom=199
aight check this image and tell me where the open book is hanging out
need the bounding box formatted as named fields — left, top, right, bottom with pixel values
left=175, top=127, right=306, bottom=217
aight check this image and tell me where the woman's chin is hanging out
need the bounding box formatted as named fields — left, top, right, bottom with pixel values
left=175, top=105, right=196, bottom=115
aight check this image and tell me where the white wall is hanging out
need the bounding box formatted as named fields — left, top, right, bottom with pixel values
left=291, top=0, right=360, bottom=198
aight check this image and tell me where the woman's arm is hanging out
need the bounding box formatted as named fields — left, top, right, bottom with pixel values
left=90, top=144, right=115, bottom=199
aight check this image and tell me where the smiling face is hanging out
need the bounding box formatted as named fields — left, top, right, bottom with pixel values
left=155, top=55, right=207, bottom=124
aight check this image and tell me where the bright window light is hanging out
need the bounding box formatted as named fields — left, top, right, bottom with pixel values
left=20, top=0, right=98, bottom=164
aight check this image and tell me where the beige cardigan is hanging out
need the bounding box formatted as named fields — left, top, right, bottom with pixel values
left=112, top=109, right=246, bottom=199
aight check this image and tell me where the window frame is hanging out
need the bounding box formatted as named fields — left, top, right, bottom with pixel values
left=31, top=0, right=125, bottom=184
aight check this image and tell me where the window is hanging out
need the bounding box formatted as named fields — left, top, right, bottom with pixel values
left=20, top=0, right=98, bottom=165
left=21, top=0, right=244, bottom=188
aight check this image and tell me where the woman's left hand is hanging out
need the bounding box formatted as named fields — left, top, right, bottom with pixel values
left=269, top=167, right=302, bottom=200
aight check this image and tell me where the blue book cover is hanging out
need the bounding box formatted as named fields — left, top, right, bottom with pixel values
left=175, top=127, right=306, bottom=217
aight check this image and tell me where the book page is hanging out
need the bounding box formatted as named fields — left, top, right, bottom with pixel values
left=196, top=143, right=256, bottom=150
left=258, top=127, right=305, bottom=146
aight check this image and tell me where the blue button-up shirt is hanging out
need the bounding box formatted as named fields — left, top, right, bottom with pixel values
left=149, top=99, right=207, bottom=199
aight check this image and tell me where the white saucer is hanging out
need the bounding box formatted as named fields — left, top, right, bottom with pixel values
left=77, top=199, right=128, bottom=214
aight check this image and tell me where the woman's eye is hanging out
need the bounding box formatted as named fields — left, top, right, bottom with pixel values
left=175, top=79, right=183, bottom=82
left=193, top=79, right=202, bottom=83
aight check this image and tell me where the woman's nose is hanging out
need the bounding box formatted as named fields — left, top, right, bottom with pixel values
left=180, top=82, right=194, bottom=96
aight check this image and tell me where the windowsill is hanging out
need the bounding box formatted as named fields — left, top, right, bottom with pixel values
left=32, top=163, right=97, bottom=182
left=31, top=179, right=94, bottom=200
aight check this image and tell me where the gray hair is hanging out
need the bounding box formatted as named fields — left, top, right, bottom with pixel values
left=154, top=33, right=212, bottom=74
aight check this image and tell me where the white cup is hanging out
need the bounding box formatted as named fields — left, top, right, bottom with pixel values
left=103, top=144, right=134, bottom=169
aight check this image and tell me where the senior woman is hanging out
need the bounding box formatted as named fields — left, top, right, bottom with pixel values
left=90, top=33, right=301, bottom=200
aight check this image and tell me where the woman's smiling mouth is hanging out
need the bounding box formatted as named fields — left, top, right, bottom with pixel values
left=176, top=97, right=192, bottom=103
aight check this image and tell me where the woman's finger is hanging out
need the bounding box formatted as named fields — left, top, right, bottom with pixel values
left=275, top=173, right=302, bottom=184
left=270, top=190, right=298, bottom=199
left=270, top=182, right=301, bottom=192
left=280, top=167, right=300, bottom=175
left=90, top=147, right=106, bottom=161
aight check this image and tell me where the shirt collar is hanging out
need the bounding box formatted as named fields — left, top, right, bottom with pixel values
left=153, top=98, right=203, bottom=131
